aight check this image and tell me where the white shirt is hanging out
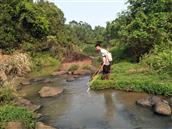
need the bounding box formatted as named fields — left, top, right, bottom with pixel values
left=100, top=48, right=110, bottom=65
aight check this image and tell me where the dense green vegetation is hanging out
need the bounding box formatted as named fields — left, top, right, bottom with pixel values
left=90, top=0, right=172, bottom=95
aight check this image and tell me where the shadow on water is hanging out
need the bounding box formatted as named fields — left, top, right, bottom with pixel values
left=21, top=76, right=172, bottom=129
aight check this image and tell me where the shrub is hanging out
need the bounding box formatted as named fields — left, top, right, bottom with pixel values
left=31, top=53, right=59, bottom=69
left=68, top=64, right=79, bottom=73
left=141, top=45, right=172, bottom=75
left=0, top=105, right=35, bottom=129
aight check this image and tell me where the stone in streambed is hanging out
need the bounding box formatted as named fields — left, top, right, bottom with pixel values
left=136, top=96, right=162, bottom=107
left=73, top=75, right=79, bottom=78
left=136, top=98, right=153, bottom=107
left=154, top=102, right=171, bottom=116
left=39, top=86, right=64, bottom=97
left=43, top=78, right=53, bottom=83
left=36, top=113, right=43, bottom=119
left=5, top=122, right=25, bottom=129
left=36, top=122, right=56, bottom=129
left=150, top=96, right=161, bottom=105
left=17, top=98, right=42, bottom=112
left=66, top=77, right=75, bottom=82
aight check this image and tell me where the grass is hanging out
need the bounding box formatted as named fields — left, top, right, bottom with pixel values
left=0, top=85, right=36, bottom=129
left=0, top=86, right=15, bottom=104
left=90, top=62, right=172, bottom=96
left=0, top=105, right=36, bottom=129
left=30, top=53, right=60, bottom=77
left=68, top=64, right=79, bottom=73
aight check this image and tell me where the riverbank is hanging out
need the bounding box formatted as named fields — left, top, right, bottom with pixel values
left=0, top=51, right=95, bottom=129
left=0, top=52, right=65, bottom=129
left=90, top=62, right=172, bottom=96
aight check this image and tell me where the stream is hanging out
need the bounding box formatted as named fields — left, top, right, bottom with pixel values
left=20, top=75, right=172, bottom=129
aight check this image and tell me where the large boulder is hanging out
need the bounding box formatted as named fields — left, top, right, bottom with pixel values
left=39, top=86, right=64, bottom=97
left=36, top=122, right=56, bottom=129
left=154, top=102, right=172, bottom=116
left=5, top=122, right=25, bottom=129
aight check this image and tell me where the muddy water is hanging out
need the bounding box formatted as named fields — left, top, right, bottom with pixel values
left=21, top=76, right=172, bottom=129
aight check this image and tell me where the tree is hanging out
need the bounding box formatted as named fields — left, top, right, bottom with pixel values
left=105, top=0, right=172, bottom=61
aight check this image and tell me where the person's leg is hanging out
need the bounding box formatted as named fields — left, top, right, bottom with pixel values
left=102, top=65, right=110, bottom=80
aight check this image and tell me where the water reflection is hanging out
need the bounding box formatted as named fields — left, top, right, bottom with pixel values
left=103, top=91, right=116, bottom=121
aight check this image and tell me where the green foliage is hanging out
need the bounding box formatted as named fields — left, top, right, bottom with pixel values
left=0, top=0, right=49, bottom=51
left=105, top=0, right=172, bottom=61
left=90, top=62, right=172, bottom=96
left=0, top=105, right=35, bottom=129
left=110, top=44, right=135, bottom=63
left=141, top=45, right=172, bottom=75
left=31, top=53, right=59, bottom=69
left=0, top=86, right=15, bottom=104
left=82, top=44, right=98, bottom=56
left=68, top=64, right=79, bottom=73
left=38, top=2, right=65, bottom=36
left=30, top=53, right=60, bottom=77
left=82, top=65, right=92, bottom=71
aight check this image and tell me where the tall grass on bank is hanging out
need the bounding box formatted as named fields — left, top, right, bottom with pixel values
left=0, top=105, right=35, bottom=129
left=0, top=85, right=16, bottom=104
left=90, top=62, right=172, bottom=96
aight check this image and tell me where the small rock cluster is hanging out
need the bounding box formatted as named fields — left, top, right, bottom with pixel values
left=136, top=96, right=172, bottom=116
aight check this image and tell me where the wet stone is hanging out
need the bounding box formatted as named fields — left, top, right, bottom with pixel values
left=39, top=86, right=64, bottom=97
left=154, top=102, right=172, bottom=116
left=35, top=122, right=56, bottom=129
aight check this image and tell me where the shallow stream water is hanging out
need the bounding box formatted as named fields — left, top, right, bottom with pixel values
left=21, top=76, right=172, bottom=129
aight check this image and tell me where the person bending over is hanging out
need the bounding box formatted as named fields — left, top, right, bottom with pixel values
left=95, top=42, right=112, bottom=80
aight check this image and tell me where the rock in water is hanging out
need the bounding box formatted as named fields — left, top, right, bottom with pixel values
left=136, top=96, right=162, bottom=107
left=150, top=96, right=161, bottom=106
left=36, top=122, right=56, bottom=129
left=39, top=86, right=64, bottom=97
left=5, top=122, right=25, bottom=129
left=136, top=98, right=153, bottom=107
left=154, top=102, right=172, bottom=116
left=43, top=78, right=52, bottom=83
left=66, top=77, right=75, bottom=82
